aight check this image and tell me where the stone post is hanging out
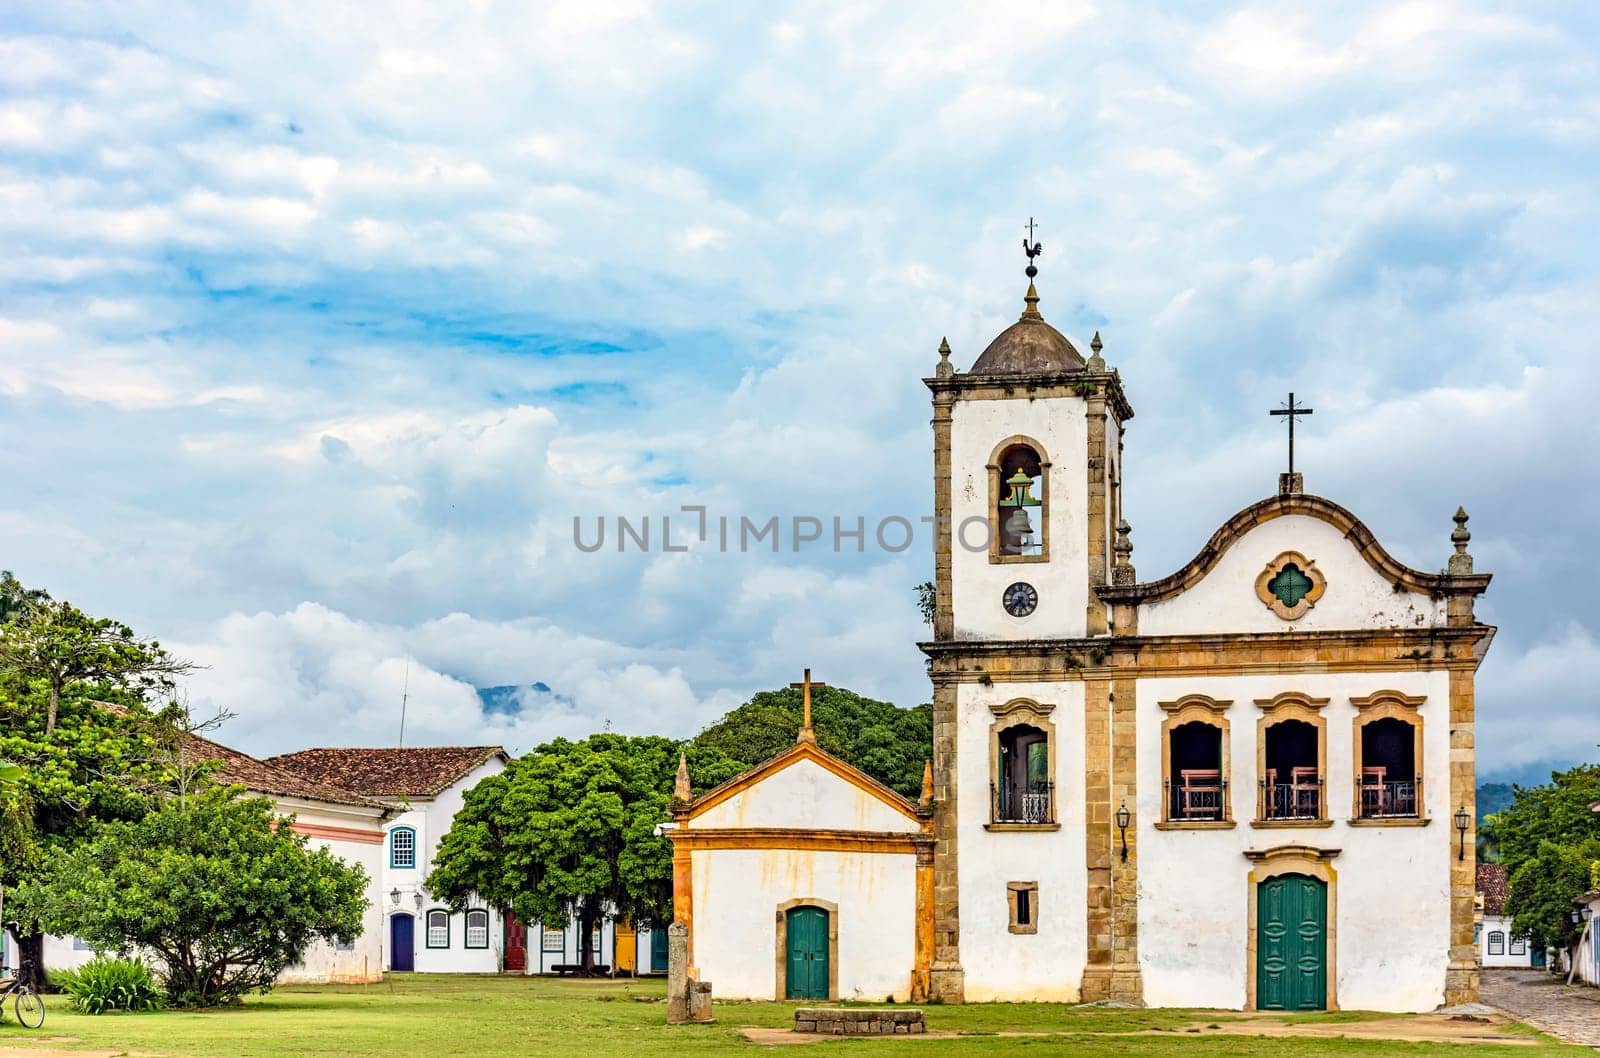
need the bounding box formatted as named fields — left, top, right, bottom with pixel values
left=666, top=921, right=713, bottom=1023
left=666, top=921, right=691, bottom=1023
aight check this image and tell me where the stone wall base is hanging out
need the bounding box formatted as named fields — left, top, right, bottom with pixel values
left=929, top=965, right=965, bottom=1004
left=795, top=1008, right=925, bottom=1035
left=1444, top=964, right=1481, bottom=1006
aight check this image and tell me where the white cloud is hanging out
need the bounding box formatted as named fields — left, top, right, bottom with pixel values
left=0, top=1, right=1595, bottom=776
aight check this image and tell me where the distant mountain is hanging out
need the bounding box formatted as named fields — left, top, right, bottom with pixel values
left=1477, top=782, right=1515, bottom=821
left=476, top=683, right=553, bottom=716
left=1480, top=758, right=1588, bottom=789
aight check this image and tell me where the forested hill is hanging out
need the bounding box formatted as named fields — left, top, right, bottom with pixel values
left=691, top=686, right=932, bottom=799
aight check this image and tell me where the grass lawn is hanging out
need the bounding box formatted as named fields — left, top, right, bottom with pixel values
left=0, top=974, right=1585, bottom=1057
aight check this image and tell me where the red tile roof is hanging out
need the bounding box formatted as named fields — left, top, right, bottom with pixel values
left=1477, top=863, right=1510, bottom=917
left=182, top=733, right=386, bottom=809
left=267, top=746, right=506, bottom=798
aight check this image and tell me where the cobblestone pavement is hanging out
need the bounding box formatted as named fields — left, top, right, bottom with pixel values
left=1483, top=968, right=1600, bottom=1049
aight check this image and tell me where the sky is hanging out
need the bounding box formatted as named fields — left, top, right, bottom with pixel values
left=1, top=2, right=1597, bottom=779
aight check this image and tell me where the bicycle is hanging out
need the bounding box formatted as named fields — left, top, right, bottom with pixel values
left=0, top=973, right=44, bottom=1029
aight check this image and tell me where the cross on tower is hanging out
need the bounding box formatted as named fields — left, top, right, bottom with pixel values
left=789, top=668, right=826, bottom=745
left=1270, top=392, right=1314, bottom=475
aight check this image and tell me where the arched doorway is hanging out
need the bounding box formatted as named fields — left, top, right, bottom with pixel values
left=390, top=913, right=415, bottom=973
left=784, top=906, right=829, bottom=1000
left=1256, top=873, right=1327, bottom=1010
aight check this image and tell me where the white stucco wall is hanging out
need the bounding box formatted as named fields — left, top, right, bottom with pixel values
left=1565, top=897, right=1600, bottom=985
left=692, top=757, right=919, bottom=833
left=383, top=757, right=508, bottom=974
left=1479, top=914, right=1537, bottom=968
left=956, top=680, right=1088, bottom=1001
left=691, top=847, right=917, bottom=1001
left=1138, top=515, right=1448, bottom=637
left=282, top=800, right=387, bottom=984
left=949, top=395, right=1090, bottom=641
left=1136, top=670, right=1452, bottom=1012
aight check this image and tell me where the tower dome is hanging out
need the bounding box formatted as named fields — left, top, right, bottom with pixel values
left=968, top=283, right=1084, bottom=375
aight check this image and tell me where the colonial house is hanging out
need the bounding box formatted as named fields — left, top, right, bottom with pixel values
left=669, top=257, right=1494, bottom=1013
left=1476, top=864, right=1538, bottom=969
left=530, top=914, right=662, bottom=976
left=6, top=731, right=392, bottom=984
left=1568, top=889, right=1600, bottom=986
left=267, top=746, right=511, bottom=974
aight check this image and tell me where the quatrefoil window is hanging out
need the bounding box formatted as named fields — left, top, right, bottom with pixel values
left=1269, top=564, right=1314, bottom=608
left=1255, top=551, right=1327, bottom=620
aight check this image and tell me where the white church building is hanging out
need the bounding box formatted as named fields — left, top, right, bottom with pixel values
left=667, top=259, right=1493, bottom=1012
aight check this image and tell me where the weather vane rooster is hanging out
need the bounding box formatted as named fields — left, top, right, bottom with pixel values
left=1023, top=217, right=1042, bottom=279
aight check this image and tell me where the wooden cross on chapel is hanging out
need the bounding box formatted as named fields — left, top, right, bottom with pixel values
left=790, top=668, right=825, bottom=745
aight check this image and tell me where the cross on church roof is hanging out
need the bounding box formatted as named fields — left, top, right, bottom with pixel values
left=789, top=668, right=826, bottom=745
left=1270, top=392, right=1314, bottom=476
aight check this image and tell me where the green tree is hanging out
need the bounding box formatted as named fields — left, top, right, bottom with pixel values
left=427, top=735, right=741, bottom=972
left=12, top=788, right=368, bottom=1006
left=693, top=685, right=933, bottom=798
left=0, top=596, right=194, bottom=734
left=0, top=575, right=189, bottom=987
left=1494, top=763, right=1600, bottom=953
left=1506, top=837, right=1600, bottom=953
left=0, top=570, right=49, bottom=624
left=1492, top=764, right=1600, bottom=873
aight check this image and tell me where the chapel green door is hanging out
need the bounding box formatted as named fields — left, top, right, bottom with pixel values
left=1256, top=874, right=1327, bottom=1011
left=785, top=906, right=829, bottom=1000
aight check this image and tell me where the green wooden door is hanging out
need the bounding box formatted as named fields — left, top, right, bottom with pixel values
left=1257, top=874, right=1327, bottom=1011
left=785, top=906, right=829, bottom=1000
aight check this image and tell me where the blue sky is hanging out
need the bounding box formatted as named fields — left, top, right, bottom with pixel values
left=1, top=2, right=1597, bottom=776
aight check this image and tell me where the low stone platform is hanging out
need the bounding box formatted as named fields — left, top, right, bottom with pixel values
left=794, top=1008, right=925, bottom=1035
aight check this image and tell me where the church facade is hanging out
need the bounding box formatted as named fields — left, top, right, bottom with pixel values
left=668, top=264, right=1493, bottom=1012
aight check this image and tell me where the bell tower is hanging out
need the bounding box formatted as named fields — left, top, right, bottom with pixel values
left=919, top=232, right=1133, bottom=1005
left=926, top=240, right=1133, bottom=645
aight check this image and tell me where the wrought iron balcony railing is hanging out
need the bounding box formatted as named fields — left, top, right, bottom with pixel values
left=991, top=780, right=1055, bottom=825
left=1358, top=779, right=1419, bottom=819
left=1259, top=775, right=1324, bottom=820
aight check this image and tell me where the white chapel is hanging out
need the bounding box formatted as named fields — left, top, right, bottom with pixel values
left=666, top=254, right=1493, bottom=1012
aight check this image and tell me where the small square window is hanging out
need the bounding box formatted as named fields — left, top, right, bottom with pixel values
left=542, top=927, right=565, bottom=953
left=1510, top=936, right=1527, bottom=955
left=72, top=936, right=95, bottom=951
left=1488, top=931, right=1505, bottom=956
left=1007, top=882, right=1039, bottom=935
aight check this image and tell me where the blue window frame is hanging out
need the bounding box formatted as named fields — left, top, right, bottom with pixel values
left=390, top=826, right=417, bottom=869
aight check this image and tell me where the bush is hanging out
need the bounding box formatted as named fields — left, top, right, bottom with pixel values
left=51, top=956, right=165, bottom=1014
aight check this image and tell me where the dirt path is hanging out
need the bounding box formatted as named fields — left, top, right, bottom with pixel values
left=1484, top=969, right=1600, bottom=1050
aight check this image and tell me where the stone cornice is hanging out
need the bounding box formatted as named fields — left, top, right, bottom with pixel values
left=922, top=370, right=1134, bottom=423
left=918, top=625, right=1495, bottom=683
left=1096, top=493, right=1492, bottom=606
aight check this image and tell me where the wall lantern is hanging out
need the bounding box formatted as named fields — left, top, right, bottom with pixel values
left=389, top=887, right=401, bottom=907
left=414, top=891, right=425, bottom=911
left=1571, top=909, right=1584, bottom=926
left=1453, top=806, right=1471, bottom=861
left=1585, top=907, right=1595, bottom=922
left=1116, top=802, right=1131, bottom=863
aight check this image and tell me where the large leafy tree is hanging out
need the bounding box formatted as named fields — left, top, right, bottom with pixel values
left=0, top=596, right=193, bottom=734
left=0, top=574, right=187, bottom=987
left=427, top=735, right=741, bottom=971
left=1495, top=763, right=1600, bottom=951
left=12, top=789, right=368, bottom=1006
left=692, top=685, right=933, bottom=799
